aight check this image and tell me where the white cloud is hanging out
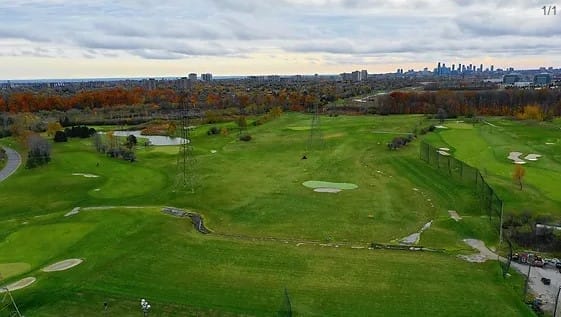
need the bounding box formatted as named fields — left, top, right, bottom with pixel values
left=0, top=0, right=559, bottom=78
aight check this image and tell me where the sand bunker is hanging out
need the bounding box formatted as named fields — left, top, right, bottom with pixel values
left=303, top=181, right=358, bottom=190
left=524, top=154, right=542, bottom=161
left=434, top=125, right=448, bottom=129
left=72, top=173, right=99, bottom=178
left=438, top=147, right=450, bottom=151
left=0, top=277, right=36, bottom=292
left=400, top=221, right=432, bottom=245
left=65, top=207, right=81, bottom=217
left=437, top=150, right=450, bottom=156
left=448, top=210, right=462, bottom=221
left=313, top=188, right=342, bottom=193
left=508, top=152, right=542, bottom=164
left=42, top=259, right=83, bottom=272
left=507, top=152, right=526, bottom=164
left=546, top=142, right=555, bottom=145
left=210, top=150, right=217, bottom=154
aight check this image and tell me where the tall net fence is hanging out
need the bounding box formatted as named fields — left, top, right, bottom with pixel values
left=420, top=141, right=511, bottom=276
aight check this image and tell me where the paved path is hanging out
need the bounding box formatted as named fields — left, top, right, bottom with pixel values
left=463, top=239, right=561, bottom=313
left=0, top=146, right=22, bottom=182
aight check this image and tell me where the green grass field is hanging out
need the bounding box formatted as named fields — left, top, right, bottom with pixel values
left=423, top=118, right=561, bottom=216
left=0, top=113, right=537, bottom=316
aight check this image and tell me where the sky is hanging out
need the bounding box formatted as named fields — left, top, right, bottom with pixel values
left=0, top=0, right=560, bottom=79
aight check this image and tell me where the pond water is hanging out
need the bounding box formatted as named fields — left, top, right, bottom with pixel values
left=109, top=131, right=188, bottom=146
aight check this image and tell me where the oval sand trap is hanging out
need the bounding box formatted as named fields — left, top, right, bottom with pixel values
left=0, top=277, right=36, bottom=292
left=42, top=259, right=83, bottom=272
left=314, top=187, right=342, bottom=193
left=303, top=181, right=358, bottom=190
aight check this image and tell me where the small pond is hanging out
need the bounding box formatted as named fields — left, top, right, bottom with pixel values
left=106, top=131, right=188, bottom=146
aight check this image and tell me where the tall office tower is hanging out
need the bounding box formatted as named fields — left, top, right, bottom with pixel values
left=452, top=64, right=455, bottom=71
left=480, top=64, right=483, bottom=72
left=458, top=64, right=462, bottom=73
left=437, top=62, right=441, bottom=75
left=490, top=65, right=494, bottom=72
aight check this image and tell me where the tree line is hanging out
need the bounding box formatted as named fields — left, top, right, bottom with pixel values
left=376, top=89, right=561, bottom=117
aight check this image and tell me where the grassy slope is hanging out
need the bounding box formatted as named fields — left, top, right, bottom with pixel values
left=8, top=210, right=532, bottom=317
left=424, top=118, right=561, bottom=216
left=0, top=114, right=534, bottom=316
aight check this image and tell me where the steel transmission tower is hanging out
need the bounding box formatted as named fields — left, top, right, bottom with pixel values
left=175, top=99, right=197, bottom=193
left=1, top=287, right=24, bottom=317
left=307, top=103, right=323, bottom=154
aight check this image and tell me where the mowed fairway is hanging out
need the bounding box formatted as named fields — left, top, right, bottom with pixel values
left=0, top=114, right=533, bottom=316
left=423, top=118, right=561, bottom=215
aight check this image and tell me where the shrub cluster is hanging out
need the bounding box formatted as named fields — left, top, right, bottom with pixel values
left=239, top=134, right=252, bottom=142
left=64, top=126, right=97, bottom=138
left=0, top=129, right=11, bottom=138
left=387, top=134, right=415, bottom=150
left=207, top=126, right=220, bottom=135
left=53, top=130, right=68, bottom=142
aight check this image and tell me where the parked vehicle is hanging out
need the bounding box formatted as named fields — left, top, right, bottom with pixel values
left=512, top=252, right=545, bottom=267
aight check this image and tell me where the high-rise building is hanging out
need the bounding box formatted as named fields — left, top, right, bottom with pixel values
left=201, top=73, right=213, bottom=81
left=490, top=65, right=494, bottom=72
left=437, top=62, right=441, bottom=75
left=479, top=64, right=483, bottom=72
left=360, top=69, right=368, bottom=81
left=143, top=78, right=157, bottom=90
left=188, top=73, right=197, bottom=81
left=452, top=64, right=455, bottom=71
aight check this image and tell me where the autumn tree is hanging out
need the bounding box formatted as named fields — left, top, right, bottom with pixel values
left=167, top=121, right=177, bottom=137
left=47, top=121, right=63, bottom=137
left=513, top=164, right=526, bottom=190
left=26, top=134, right=51, bottom=168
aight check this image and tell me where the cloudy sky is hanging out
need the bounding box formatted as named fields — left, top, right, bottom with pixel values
left=0, top=0, right=560, bottom=79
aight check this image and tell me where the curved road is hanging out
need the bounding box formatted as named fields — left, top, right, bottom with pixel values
left=0, top=146, right=22, bottom=182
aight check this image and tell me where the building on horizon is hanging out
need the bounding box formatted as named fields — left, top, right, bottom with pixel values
left=143, top=78, right=157, bottom=90
left=534, top=73, right=552, bottom=86
left=503, top=73, right=522, bottom=85
left=360, top=69, right=368, bottom=81
left=188, top=73, right=197, bottom=81
left=201, top=73, right=213, bottom=81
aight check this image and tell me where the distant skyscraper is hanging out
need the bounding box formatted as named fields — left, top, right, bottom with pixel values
left=490, top=65, right=494, bottom=72
left=437, top=62, right=441, bottom=75
left=201, top=73, right=213, bottom=81
left=452, top=64, right=455, bottom=71
left=360, top=69, right=368, bottom=81
left=188, top=73, right=197, bottom=81
left=480, top=64, right=483, bottom=72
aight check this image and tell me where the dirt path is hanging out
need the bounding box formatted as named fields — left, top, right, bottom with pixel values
left=0, top=147, right=21, bottom=183
left=462, top=239, right=561, bottom=313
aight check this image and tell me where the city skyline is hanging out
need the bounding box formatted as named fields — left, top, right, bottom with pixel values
left=0, top=0, right=560, bottom=79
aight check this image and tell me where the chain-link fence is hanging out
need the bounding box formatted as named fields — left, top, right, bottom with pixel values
left=420, top=141, right=511, bottom=276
